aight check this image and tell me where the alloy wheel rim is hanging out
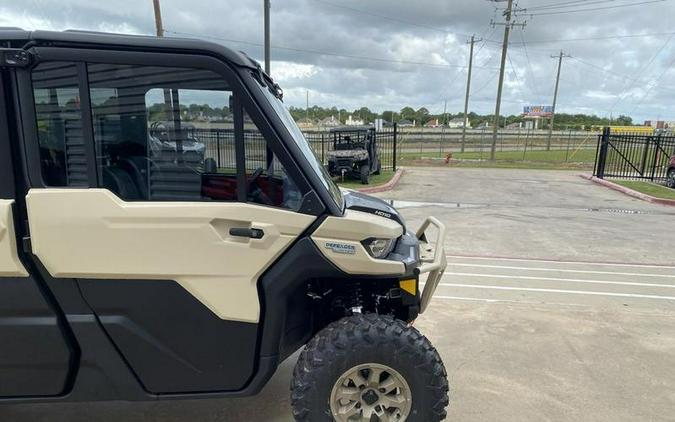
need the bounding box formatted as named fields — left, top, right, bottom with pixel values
left=330, top=363, right=412, bottom=422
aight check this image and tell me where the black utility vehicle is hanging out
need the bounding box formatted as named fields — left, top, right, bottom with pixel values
left=327, top=127, right=381, bottom=184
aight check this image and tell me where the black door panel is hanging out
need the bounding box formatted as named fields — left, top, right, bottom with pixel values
left=0, top=276, right=73, bottom=397
left=78, top=279, right=258, bottom=393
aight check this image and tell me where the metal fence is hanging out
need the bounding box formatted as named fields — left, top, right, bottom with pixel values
left=186, top=125, right=398, bottom=172
left=594, top=128, right=675, bottom=182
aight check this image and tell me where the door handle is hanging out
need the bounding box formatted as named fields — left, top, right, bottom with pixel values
left=229, top=227, right=265, bottom=239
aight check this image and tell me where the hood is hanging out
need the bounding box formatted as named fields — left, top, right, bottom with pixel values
left=342, top=190, right=406, bottom=230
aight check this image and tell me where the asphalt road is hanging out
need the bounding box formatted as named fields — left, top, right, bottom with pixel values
left=3, top=168, right=674, bottom=421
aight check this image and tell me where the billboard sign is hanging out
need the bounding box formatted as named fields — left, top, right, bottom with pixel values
left=523, top=105, right=553, bottom=117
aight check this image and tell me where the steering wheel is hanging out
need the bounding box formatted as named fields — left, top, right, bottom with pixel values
left=247, top=167, right=274, bottom=206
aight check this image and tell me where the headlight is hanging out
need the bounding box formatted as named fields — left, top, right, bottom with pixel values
left=362, top=237, right=396, bottom=259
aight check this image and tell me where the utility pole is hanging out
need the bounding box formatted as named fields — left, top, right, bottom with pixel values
left=490, top=0, right=525, bottom=160
left=306, top=90, right=309, bottom=120
left=547, top=50, right=569, bottom=150
left=461, top=34, right=480, bottom=153
left=264, top=0, right=271, bottom=74
left=152, top=0, right=164, bottom=37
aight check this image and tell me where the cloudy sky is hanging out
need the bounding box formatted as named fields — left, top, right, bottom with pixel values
left=2, top=0, right=675, bottom=122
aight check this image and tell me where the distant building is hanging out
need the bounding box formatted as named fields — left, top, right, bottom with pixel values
left=397, top=119, right=414, bottom=127
left=644, top=120, right=674, bottom=129
left=296, top=117, right=316, bottom=129
left=424, top=118, right=440, bottom=128
left=447, top=117, right=470, bottom=129
left=345, top=114, right=364, bottom=126
left=319, top=115, right=341, bottom=127
left=506, top=122, right=522, bottom=129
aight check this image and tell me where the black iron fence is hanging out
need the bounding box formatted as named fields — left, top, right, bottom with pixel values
left=181, top=125, right=398, bottom=172
left=594, top=127, right=675, bottom=182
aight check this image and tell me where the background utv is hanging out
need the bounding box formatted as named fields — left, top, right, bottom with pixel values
left=0, top=29, right=449, bottom=421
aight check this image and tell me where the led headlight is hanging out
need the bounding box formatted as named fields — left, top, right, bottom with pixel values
left=361, top=237, right=396, bottom=259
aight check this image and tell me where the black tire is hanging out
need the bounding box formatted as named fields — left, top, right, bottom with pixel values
left=360, top=164, right=370, bottom=184
left=373, top=161, right=382, bottom=176
left=667, top=169, right=675, bottom=189
left=291, top=314, right=449, bottom=422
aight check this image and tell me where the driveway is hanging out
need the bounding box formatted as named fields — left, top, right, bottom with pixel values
left=3, top=168, right=675, bottom=422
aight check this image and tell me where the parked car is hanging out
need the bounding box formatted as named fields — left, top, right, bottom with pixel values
left=667, top=154, right=675, bottom=188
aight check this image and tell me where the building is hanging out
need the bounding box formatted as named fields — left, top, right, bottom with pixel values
left=319, top=115, right=341, bottom=127
left=345, top=114, right=364, bottom=126
left=296, top=117, right=316, bottom=129
left=644, top=120, right=675, bottom=129
left=397, top=119, right=414, bottom=127
left=447, top=117, right=470, bottom=129
left=424, top=118, right=440, bottom=128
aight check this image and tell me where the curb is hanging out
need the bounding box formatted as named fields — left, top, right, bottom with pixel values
left=579, top=174, right=675, bottom=207
left=357, top=169, right=405, bottom=194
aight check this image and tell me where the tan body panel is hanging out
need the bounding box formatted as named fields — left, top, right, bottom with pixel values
left=26, top=189, right=315, bottom=323
left=0, top=200, right=28, bottom=277
left=312, top=210, right=405, bottom=275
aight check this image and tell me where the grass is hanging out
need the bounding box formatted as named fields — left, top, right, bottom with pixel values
left=337, top=170, right=396, bottom=189
left=611, top=180, right=675, bottom=200
left=399, top=148, right=598, bottom=170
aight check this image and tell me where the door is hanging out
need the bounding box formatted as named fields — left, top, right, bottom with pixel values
left=0, top=70, right=74, bottom=397
left=20, top=51, right=318, bottom=393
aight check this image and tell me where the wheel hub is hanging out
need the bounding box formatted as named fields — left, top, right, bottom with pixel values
left=361, top=389, right=380, bottom=405
left=330, top=363, right=412, bottom=422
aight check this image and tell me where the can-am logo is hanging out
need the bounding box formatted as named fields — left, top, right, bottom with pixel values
left=373, top=210, right=392, bottom=218
left=325, top=242, right=356, bottom=255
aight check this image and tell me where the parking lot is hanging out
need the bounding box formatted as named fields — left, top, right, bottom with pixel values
left=3, top=168, right=675, bottom=421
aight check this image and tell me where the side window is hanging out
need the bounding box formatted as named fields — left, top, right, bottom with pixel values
left=32, top=62, right=86, bottom=187
left=243, top=109, right=302, bottom=210
left=86, top=63, right=302, bottom=210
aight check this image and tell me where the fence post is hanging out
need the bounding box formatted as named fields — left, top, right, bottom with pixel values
left=393, top=123, right=398, bottom=171
left=650, top=134, right=662, bottom=181
left=321, top=133, right=325, bottom=164
left=595, top=127, right=610, bottom=179
left=216, top=130, right=221, bottom=168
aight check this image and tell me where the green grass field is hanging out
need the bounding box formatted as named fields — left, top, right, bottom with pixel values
left=612, top=180, right=675, bottom=200
left=337, top=170, right=396, bottom=189
left=398, top=148, right=598, bottom=170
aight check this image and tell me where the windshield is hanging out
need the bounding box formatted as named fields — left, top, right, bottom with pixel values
left=257, top=82, right=344, bottom=210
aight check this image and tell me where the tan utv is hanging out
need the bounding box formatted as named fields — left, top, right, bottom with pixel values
left=0, top=28, right=449, bottom=421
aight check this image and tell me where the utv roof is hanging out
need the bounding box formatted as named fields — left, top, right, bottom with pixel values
left=0, top=28, right=258, bottom=69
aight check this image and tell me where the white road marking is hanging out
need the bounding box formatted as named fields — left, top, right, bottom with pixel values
left=447, top=263, right=675, bottom=279
left=432, top=295, right=589, bottom=307
left=441, top=271, right=675, bottom=288
left=434, top=283, right=675, bottom=301
left=445, top=254, right=675, bottom=270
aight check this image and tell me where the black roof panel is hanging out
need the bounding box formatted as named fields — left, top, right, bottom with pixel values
left=0, top=28, right=258, bottom=69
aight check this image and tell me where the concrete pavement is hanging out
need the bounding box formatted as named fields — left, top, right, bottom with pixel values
left=3, top=168, right=674, bottom=421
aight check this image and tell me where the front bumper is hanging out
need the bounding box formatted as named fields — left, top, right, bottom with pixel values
left=414, top=217, right=447, bottom=314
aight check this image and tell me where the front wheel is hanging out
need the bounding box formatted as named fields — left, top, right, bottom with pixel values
left=291, top=314, right=449, bottom=421
left=360, top=164, right=370, bottom=184
left=667, top=169, right=675, bottom=189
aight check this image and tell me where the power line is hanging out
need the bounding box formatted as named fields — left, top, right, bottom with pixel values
left=608, top=30, right=675, bottom=113
left=629, top=53, right=675, bottom=114
left=527, top=0, right=669, bottom=16
left=311, top=0, right=471, bottom=38
left=508, top=31, right=675, bottom=45
left=526, top=0, right=647, bottom=11
left=165, top=30, right=498, bottom=70
left=518, top=30, right=543, bottom=102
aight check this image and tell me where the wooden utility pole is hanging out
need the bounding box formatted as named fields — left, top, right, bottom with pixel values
left=490, top=0, right=525, bottom=160
left=461, top=35, right=480, bottom=153
left=548, top=50, right=569, bottom=150
left=152, top=0, right=164, bottom=37
left=264, top=0, right=271, bottom=74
